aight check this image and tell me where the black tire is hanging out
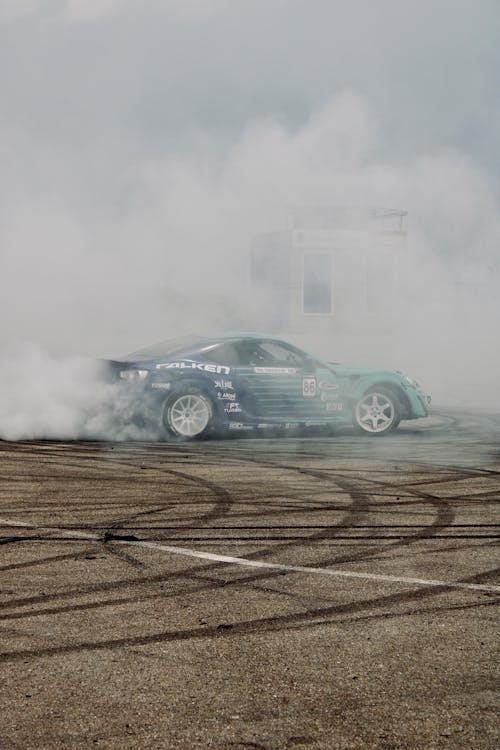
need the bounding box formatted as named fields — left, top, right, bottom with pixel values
left=161, top=386, right=215, bottom=440
left=353, top=387, right=401, bottom=436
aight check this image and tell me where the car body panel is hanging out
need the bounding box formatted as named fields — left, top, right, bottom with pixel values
left=331, top=364, right=429, bottom=418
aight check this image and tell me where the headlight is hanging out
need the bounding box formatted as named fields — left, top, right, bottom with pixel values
left=119, top=369, right=149, bottom=381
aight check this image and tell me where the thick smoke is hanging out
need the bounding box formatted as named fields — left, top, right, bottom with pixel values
left=0, top=344, right=163, bottom=441
left=0, top=3, right=498, bottom=439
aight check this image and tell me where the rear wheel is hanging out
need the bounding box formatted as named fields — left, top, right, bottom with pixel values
left=162, top=388, right=214, bottom=439
left=353, top=388, right=400, bottom=436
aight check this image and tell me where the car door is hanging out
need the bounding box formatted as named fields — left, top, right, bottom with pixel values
left=233, top=339, right=338, bottom=421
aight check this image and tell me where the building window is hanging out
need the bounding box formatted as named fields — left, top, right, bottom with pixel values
left=303, top=253, right=333, bottom=314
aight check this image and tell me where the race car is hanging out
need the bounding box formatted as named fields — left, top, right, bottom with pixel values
left=107, top=333, right=430, bottom=439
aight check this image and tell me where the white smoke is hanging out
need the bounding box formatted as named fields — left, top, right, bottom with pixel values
left=0, top=0, right=234, bottom=25
left=0, top=345, right=162, bottom=441
left=0, top=0, right=35, bottom=24
left=63, top=0, right=125, bottom=23
left=0, top=3, right=498, bottom=438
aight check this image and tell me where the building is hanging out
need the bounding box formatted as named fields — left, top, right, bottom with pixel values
left=251, top=206, right=408, bottom=359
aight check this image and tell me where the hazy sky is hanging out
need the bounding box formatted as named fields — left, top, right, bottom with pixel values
left=0, top=0, right=499, bottom=356
left=1, top=1, right=499, bottom=166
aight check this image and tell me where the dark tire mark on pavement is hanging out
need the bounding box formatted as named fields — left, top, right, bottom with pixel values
left=0, top=409, right=498, bottom=661
left=1, top=565, right=498, bottom=663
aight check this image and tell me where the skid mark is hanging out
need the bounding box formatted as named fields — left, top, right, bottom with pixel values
left=0, top=566, right=498, bottom=663
left=0, top=518, right=498, bottom=594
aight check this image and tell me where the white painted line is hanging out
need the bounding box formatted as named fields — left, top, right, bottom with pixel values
left=127, top=540, right=500, bottom=593
left=1, top=518, right=498, bottom=594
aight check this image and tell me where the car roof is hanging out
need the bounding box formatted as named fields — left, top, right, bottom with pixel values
left=122, top=332, right=287, bottom=362
left=197, top=332, right=283, bottom=344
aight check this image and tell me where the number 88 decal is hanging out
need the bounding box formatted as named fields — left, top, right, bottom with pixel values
left=302, top=377, right=316, bottom=397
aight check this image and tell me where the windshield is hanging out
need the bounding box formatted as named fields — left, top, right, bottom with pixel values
left=123, top=334, right=205, bottom=360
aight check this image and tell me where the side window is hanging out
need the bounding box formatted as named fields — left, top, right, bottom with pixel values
left=199, top=343, right=241, bottom=366
left=236, top=340, right=308, bottom=367
left=258, top=341, right=308, bottom=366
left=234, top=341, right=269, bottom=367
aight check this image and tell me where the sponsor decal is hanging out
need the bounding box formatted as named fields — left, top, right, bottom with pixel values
left=156, top=361, right=231, bottom=375
left=224, top=402, right=242, bottom=413
left=218, top=392, right=236, bottom=401
left=228, top=423, right=253, bottom=430
left=254, top=367, right=296, bottom=374
left=151, top=382, right=171, bottom=390
left=318, top=381, right=339, bottom=391
left=302, top=376, right=316, bottom=397
left=326, top=402, right=344, bottom=412
left=320, top=392, right=341, bottom=402
left=214, top=379, right=233, bottom=389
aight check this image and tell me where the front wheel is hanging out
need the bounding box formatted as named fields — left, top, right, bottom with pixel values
left=353, top=389, right=400, bottom=436
left=162, top=388, right=214, bottom=439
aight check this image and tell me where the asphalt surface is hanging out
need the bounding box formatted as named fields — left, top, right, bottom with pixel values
left=0, top=409, right=499, bottom=749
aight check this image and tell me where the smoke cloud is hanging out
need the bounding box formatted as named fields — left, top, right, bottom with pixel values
left=0, top=2, right=498, bottom=439
left=0, top=344, right=164, bottom=441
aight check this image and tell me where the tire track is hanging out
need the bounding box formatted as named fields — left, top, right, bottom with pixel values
left=0, top=411, right=498, bottom=659
left=1, top=565, right=498, bottom=663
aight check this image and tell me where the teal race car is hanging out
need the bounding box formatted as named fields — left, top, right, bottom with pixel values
left=110, top=333, right=430, bottom=439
